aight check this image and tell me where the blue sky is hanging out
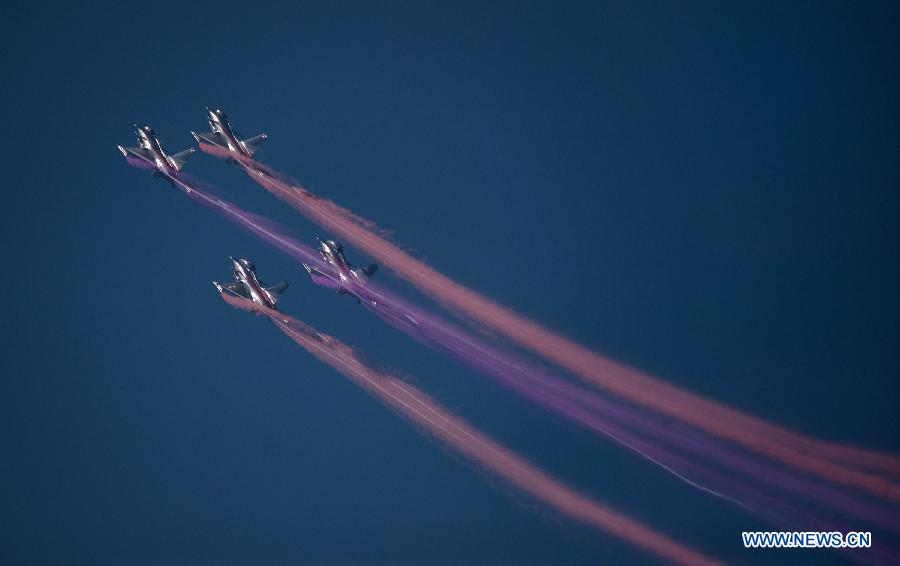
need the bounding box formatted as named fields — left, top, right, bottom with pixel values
left=3, top=2, right=898, bottom=564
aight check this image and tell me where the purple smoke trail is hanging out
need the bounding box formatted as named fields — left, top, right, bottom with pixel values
left=358, top=282, right=900, bottom=534
left=128, top=162, right=900, bottom=554
left=124, top=155, right=156, bottom=171
left=203, top=143, right=900, bottom=490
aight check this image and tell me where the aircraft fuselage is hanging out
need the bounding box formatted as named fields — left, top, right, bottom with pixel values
left=232, top=258, right=276, bottom=309
left=208, top=110, right=251, bottom=158
left=138, top=128, right=179, bottom=174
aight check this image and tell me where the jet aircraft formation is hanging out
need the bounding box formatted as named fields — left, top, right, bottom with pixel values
left=118, top=109, right=379, bottom=309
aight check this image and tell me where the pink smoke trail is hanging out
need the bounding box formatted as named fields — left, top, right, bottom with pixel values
left=218, top=291, right=720, bottom=566
left=201, top=144, right=900, bottom=498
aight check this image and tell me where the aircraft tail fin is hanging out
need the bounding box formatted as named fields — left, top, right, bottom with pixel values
left=169, top=148, right=196, bottom=170
left=192, top=131, right=227, bottom=149
left=264, top=280, right=289, bottom=304
left=241, top=133, right=268, bottom=156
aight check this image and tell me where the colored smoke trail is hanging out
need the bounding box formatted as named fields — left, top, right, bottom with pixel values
left=218, top=291, right=720, bottom=566
left=202, top=144, right=900, bottom=497
left=129, top=159, right=899, bottom=537
left=361, top=274, right=900, bottom=536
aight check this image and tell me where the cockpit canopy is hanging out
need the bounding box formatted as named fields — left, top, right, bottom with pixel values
left=324, top=240, right=343, bottom=253
left=237, top=258, right=255, bottom=271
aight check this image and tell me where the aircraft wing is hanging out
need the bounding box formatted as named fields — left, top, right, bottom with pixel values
left=263, top=280, right=289, bottom=304
left=240, top=133, right=267, bottom=156
left=118, top=145, right=152, bottom=161
left=169, top=148, right=196, bottom=171
left=352, top=263, right=379, bottom=280
left=215, top=281, right=248, bottom=297
left=303, top=264, right=342, bottom=291
left=192, top=131, right=227, bottom=148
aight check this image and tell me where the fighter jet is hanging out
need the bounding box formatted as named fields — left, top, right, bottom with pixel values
left=117, top=125, right=195, bottom=184
left=213, top=257, right=290, bottom=311
left=302, top=238, right=379, bottom=305
left=191, top=108, right=267, bottom=163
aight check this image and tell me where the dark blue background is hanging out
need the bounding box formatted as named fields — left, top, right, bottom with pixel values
left=3, top=2, right=898, bottom=564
